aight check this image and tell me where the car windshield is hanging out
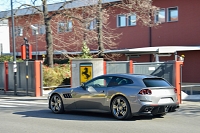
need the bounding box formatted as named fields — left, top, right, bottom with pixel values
left=143, top=78, right=171, bottom=87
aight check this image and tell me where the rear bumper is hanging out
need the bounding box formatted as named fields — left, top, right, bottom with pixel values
left=133, top=103, right=179, bottom=116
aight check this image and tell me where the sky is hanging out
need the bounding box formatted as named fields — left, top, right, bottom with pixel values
left=0, top=0, right=67, bottom=12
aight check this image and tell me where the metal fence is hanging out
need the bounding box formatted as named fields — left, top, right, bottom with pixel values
left=106, top=61, right=130, bottom=74
left=133, top=62, right=175, bottom=85
left=182, top=85, right=200, bottom=95
left=106, top=61, right=175, bottom=86
left=8, top=62, right=34, bottom=95
left=0, top=63, right=5, bottom=89
left=2, top=60, right=199, bottom=96
left=0, top=61, right=42, bottom=96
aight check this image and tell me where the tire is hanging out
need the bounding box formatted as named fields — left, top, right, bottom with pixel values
left=170, top=106, right=177, bottom=112
left=154, top=113, right=166, bottom=117
left=111, top=96, right=132, bottom=120
left=50, top=94, right=64, bottom=114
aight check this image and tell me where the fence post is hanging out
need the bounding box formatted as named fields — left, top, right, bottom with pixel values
left=4, top=61, right=8, bottom=91
left=40, top=61, right=43, bottom=96
left=129, top=60, right=133, bottom=74
left=35, top=61, right=41, bottom=97
left=103, top=61, right=107, bottom=75
left=70, top=60, right=72, bottom=87
left=175, top=61, right=184, bottom=104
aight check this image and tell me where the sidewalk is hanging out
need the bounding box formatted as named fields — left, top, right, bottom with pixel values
left=0, top=90, right=51, bottom=101
left=0, top=94, right=48, bottom=101
left=180, top=100, right=200, bottom=105
left=1, top=90, right=200, bottom=105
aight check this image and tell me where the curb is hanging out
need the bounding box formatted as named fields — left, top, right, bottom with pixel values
left=0, top=95, right=48, bottom=100
left=0, top=90, right=51, bottom=97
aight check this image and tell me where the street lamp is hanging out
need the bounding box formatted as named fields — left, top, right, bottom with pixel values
left=30, top=25, right=38, bottom=60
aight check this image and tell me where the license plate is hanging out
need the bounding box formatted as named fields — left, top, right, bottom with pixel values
left=158, top=98, right=173, bottom=104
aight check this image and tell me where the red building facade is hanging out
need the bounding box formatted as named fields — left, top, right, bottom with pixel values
left=6, top=0, right=200, bottom=83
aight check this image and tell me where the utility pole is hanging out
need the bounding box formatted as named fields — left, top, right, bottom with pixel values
left=149, top=0, right=153, bottom=62
left=97, top=0, right=104, bottom=58
left=11, top=0, right=17, bottom=95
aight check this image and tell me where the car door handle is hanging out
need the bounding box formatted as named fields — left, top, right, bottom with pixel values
left=100, top=90, right=104, bottom=93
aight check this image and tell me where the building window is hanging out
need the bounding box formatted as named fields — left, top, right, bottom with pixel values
left=155, top=9, right=165, bottom=23
left=167, top=7, right=178, bottom=22
left=11, top=26, right=23, bottom=37
left=58, top=21, right=73, bottom=33
left=39, top=25, right=46, bottom=34
left=32, top=24, right=46, bottom=35
left=87, top=19, right=97, bottom=30
left=117, top=15, right=126, bottom=27
left=128, top=14, right=136, bottom=26
left=58, top=22, right=65, bottom=33
left=66, top=21, right=73, bottom=32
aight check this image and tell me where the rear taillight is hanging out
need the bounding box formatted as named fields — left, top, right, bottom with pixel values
left=174, top=88, right=177, bottom=93
left=138, top=89, right=152, bottom=95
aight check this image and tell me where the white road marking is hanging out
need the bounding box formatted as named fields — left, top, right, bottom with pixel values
left=0, top=102, right=28, bottom=106
left=0, top=105, right=17, bottom=107
left=0, top=99, right=47, bottom=108
left=3, top=100, right=47, bottom=105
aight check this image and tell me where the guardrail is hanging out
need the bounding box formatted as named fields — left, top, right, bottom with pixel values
left=181, top=85, right=200, bottom=95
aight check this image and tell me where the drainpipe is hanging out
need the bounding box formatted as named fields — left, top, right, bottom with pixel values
left=175, top=52, right=178, bottom=61
left=149, top=27, right=152, bottom=62
left=155, top=54, right=159, bottom=62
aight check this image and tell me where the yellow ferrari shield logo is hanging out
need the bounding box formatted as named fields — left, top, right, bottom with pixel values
left=80, top=63, right=93, bottom=84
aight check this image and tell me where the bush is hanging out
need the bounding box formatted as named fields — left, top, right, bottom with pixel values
left=43, top=58, right=69, bottom=65
left=43, top=64, right=71, bottom=89
left=0, top=55, right=23, bottom=62
left=0, top=55, right=13, bottom=62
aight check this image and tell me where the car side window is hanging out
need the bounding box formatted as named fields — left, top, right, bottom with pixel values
left=118, top=77, right=133, bottom=85
left=85, top=76, right=112, bottom=88
left=108, top=77, right=133, bottom=87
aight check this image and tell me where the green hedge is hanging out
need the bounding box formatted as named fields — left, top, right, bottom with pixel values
left=43, top=64, right=71, bottom=89
left=0, top=55, right=22, bottom=62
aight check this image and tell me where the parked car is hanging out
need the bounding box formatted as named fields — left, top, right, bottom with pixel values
left=48, top=74, right=179, bottom=120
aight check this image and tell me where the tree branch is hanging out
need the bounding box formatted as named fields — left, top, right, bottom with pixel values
left=48, top=0, right=75, bottom=20
left=15, top=3, right=42, bottom=13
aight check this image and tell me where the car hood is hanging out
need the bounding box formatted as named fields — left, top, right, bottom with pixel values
left=51, top=87, right=74, bottom=93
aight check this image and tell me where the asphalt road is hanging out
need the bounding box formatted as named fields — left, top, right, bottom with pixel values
left=0, top=96, right=200, bottom=133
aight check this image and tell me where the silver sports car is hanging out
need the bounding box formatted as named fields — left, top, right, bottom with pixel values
left=48, top=74, right=179, bottom=120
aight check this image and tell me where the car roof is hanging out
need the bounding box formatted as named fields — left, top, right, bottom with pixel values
left=103, top=73, right=158, bottom=79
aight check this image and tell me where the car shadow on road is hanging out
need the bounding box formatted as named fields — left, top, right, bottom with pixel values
left=169, top=103, right=200, bottom=117
left=13, top=110, right=164, bottom=121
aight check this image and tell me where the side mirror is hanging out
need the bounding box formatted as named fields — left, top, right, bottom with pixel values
left=81, top=83, right=86, bottom=89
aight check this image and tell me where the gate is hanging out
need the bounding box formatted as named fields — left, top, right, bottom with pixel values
left=0, top=61, right=42, bottom=96
left=133, top=61, right=175, bottom=85
left=106, top=61, right=130, bottom=74
left=106, top=61, right=175, bottom=85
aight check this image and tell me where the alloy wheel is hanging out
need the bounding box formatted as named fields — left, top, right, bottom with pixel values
left=111, top=96, right=131, bottom=120
left=50, top=94, right=64, bottom=114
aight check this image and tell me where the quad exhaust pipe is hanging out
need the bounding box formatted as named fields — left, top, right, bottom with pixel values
left=165, top=106, right=169, bottom=112
left=144, top=107, right=154, bottom=112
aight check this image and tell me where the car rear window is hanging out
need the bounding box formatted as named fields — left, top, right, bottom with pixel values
left=143, top=78, right=171, bottom=87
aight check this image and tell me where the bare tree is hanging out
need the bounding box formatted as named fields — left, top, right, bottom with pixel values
left=0, top=0, right=158, bottom=66
left=50, top=0, right=158, bottom=57
left=7, top=0, right=76, bottom=67
left=51, top=0, right=158, bottom=58
left=51, top=1, right=122, bottom=57
left=118, top=0, right=157, bottom=26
